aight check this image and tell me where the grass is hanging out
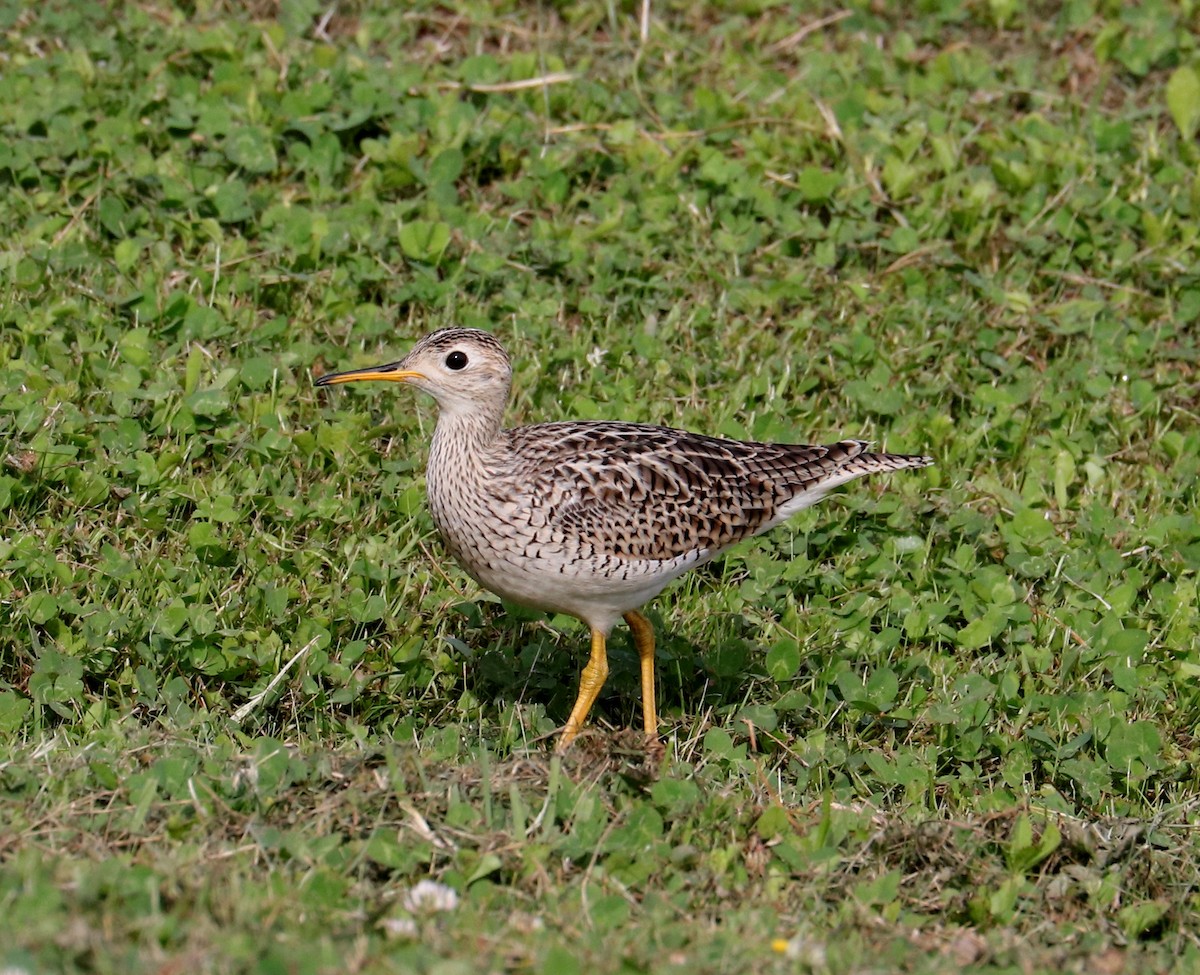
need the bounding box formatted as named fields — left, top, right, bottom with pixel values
left=2, top=0, right=1199, bottom=971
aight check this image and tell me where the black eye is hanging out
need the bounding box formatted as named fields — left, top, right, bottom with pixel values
left=445, top=350, right=468, bottom=370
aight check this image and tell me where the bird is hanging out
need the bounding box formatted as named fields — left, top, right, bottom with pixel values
left=316, top=328, right=932, bottom=751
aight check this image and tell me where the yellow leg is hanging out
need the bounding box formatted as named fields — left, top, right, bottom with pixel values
left=557, top=628, right=609, bottom=752
left=623, top=610, right=658, bottom=739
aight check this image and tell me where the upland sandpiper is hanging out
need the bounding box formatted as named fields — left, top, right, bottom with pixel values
left=316, top=328, right=931, bottom=750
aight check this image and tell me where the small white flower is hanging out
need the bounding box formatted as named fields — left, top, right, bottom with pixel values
left=402, top=879, right=459, bottom=914
left=508, top=911, right=545, bottom=934
left=586, top=346, right=607, bottom=368
left=379, top=917, right=419, bottom=939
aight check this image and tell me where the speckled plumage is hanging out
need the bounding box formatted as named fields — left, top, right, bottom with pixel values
left=317, top=327, right=932, bottom=749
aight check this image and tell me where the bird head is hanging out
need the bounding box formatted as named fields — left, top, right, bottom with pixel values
left=315, top=328, right=513, bottom=419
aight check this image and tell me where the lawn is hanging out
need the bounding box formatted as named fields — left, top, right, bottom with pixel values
left=2, top=1, right=1199, bottom=972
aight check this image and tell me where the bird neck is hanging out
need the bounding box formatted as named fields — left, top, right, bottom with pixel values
left=430, top=401, right=505, bottom=454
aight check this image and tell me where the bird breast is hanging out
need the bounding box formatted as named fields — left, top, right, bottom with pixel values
left=422, top=426, right=701, bottom=628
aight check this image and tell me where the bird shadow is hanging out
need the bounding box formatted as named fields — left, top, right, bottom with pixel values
left=466, top=600, right=765, bottom=738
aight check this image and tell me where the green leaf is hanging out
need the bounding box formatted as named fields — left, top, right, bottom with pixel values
left=0, top=476, right=19, bottom=511
left=278, top=0, right=320, bottom=37
left=987, top=876, right=1023, bottom=921
left=956, top=609, right=1006, bottom=650
left=118, top=328, right=153, bottom=368
left=350, top=592, right=388, bottom=623
left=538, top=947, right=582, bottom=975
left=364, top=830, right=425, bottom=870
left=766, top=639, right=800, bottom=682
left=398, top=220, right=452, bottom=262
left=853, top=869, right=901, bottom=907
left=466, top=853, right=502, bottom=885
left=428, top=148, right=464, bottom=187
left=183, top=389, right=230, bottom=419
left=240, top=356, right=276, bottom=389
left=1053, top=450, right=1075, bottom=510
left=865, top=668, right=899, bottom=710
left=1166, top=66, right=1200, bottom=140
left=1006, top=814, right=1061, bottom=874
left=0, top=690, right=32, bottom=734
left=188, top=522, right=231, bottom=564
left=1099, top=715, right=1156, bottom=778
left=882, top=155, right=918, bottom=198
left=212, top=180, right=252, bottom=223
left=184, top=344, right=203, bottom=394
left=1104, top=627, right=1150, bottom=658
left=1007, top=507, right=1056, bottom=544
left=836, top=671, right=866, bottom=707
left=29, top=649, right=84, bottom=709
left=587, top=894, right=630, bottom=932
left=1119, top=900, right=1169, bottom=939
left=27, top=590, right=60, bottom=625
left=251, top=737, right=295, bottom=797
left=0, top=686, right=28, bottom=730
left=794, top=167, right=841, bottom=203
left=755, top=804, right=791, bottom=839
left=14, top=256, right=44, bottom=289
left=649, top=777, right=701, bottom=817
left=703, top=727, right=734, bottom=758
left=988, top=0, right=1018, bottom=28
left=736, top=703, right=778, bottom=732
left=225, top=126, right=278, bottom=174
left=113, top=238, right=141, bottom=272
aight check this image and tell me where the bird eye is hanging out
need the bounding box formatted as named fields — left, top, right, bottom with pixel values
left=445, top=350, right=468, bottom=370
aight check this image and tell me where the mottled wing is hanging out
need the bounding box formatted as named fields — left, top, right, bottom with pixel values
left=505, top=422, right=929, bottom=562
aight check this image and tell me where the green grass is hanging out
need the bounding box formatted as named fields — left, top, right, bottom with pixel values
left=3, top=1, right=1200, bottom=972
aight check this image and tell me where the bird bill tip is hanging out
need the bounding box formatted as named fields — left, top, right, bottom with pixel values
left=314, top=366, right=424, bottom=387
